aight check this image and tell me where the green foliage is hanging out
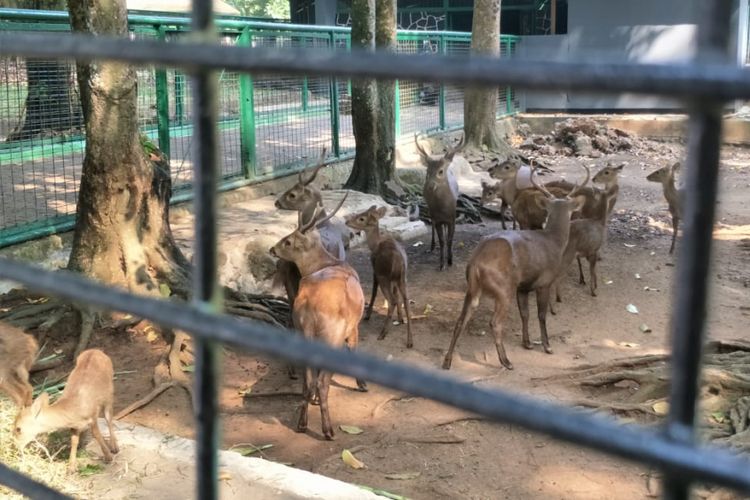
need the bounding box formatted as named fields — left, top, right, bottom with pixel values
left=225, top=0, right=290, bottom=19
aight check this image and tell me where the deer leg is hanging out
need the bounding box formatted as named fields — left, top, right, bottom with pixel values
left=90, top=417, right=114, bottom=464
left=447, top=221, right=455, bottom=267
left=364, top=275, right=379, bottom=321
left=68, top=430, right=81, bottom=472
left=536, top=287, right=554, bottom=354
left=13, top=367, right=32, bottom=406
left=436, top=223, right=446, bottom=271
left=500, top=201, right=508, bottom=230
left=548, top=280, right=558, bottom=316
left=443, top=291, right=480, bottom=370
left=577, top=256, right=586, bottom=285
left=430, top=225, right=436, bottom=252
left=490, top=290, right=513, bottom=370
left=296, top=367, right=314, bottom=433
left=104, top=404, right=119, bottom=454
left=3, top=378, right=27, bottom=407
left=378, top=284, right=397, bottom=340
left=588, top=254, right=598, bottom=297
left=400, top=279, right=414, bottom=348
left=318, top=371, right=335, bottom=440
left=670, top=215, right=679, bottom=254
left=517, top=290, right=532, bottom=350
left=394, top=285, right=405, bottom=324
left=346, top=327, right=368, bottom=392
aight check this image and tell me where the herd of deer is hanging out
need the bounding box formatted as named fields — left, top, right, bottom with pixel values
left=0, top=134, right=683, bottom=467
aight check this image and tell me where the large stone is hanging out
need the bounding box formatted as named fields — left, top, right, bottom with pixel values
left=573, top=133, right=594, bottom=157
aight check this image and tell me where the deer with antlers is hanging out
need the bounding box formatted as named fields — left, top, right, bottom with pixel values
left=443, top=164, right=589, bottom=371
left=274, top=149, right=351, bottom=316
left=270, top=193, right=367, bottom=440
left=414, top=133, right=465, bottom=270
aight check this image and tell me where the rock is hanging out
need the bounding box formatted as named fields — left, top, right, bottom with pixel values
left=590, top=150, right=603, bottom=158
left=538, top=144, right=557, bottom=156
left=573, top=133, right=594, bottom=156
left=520, top=138, right=538, bottom=150
left=561, top=146, right=574, bottom=156
left=244, top=239, right=278, bottom=284
left=593, top=135, right=612, bottom=153
left=517, top=123, right=531, bottom=137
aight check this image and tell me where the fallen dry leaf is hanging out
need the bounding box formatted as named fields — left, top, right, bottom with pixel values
left=342, top=449, right=366, bottom=469
left=339, top=425, right=364, bottom=435
left=652, top=401, right=670, bottom=416
left=385, top=472, right=421, bottom=480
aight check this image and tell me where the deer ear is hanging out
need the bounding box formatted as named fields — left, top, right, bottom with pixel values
left=671, top=162, right=681, bottom=172
left=32, top=392, right=49, bottom=417
left=572, top=195, right=587, bottom=213
left=375, top=206, right=387, bottom=218
left=614, top=164, right=625, bottom=171
left=481, top=180, right=490, bottom=189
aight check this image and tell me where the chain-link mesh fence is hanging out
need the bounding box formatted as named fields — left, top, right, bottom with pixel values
left=0, top=9, right=521, bottom=246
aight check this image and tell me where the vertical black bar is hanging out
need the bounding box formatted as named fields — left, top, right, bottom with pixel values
left=663, top=1, right=732, bottom=499
left=191, top=0, right=221, bottom=499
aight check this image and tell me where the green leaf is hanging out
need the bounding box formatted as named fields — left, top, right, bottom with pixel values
left=339, top=425, right=364, bottom=435
left=78, top=464, right=104, bottom=476
left=159, top=283, right=172, bottom=298
left=231, top=444, right=274, bottom=456
left=711, top=411, right=726, bottom=423
left=182, top=365, right=195, bottom=373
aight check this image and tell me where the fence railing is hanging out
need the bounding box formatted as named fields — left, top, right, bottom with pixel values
left=0, top=0, right=748, bottom=499
left=0, top=8, right=520, bottom=248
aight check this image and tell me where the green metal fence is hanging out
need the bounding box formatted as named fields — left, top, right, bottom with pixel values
left=0, top=8, right=521, bottom=247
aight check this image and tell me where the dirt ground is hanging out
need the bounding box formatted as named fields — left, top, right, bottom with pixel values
left=18, top=137, right=750, bottom=499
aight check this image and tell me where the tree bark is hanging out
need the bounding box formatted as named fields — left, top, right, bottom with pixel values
left=67, top=0, right=190, bottom=294
left=463, top=0, right=504, bottom=151
left=374, top=0, right=397, bottom=191
left=6, top=0, right=82, bottom=142
left=345, top=0, right=379, bottom=193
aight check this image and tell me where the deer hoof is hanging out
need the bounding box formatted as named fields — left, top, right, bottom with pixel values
left=442, top=357, right=453, bottom=370
left=501, top=360, right=514, bottom=370
left=324, top=430, right=335, bottom=441
left=591, top=291, right=597, bottom=297
left=544, top=345, right=554, bottom=354
left=406, top=341, right=414, bottom=349
left=377, top=332, right=387, bottom=340
left=356, top=380, right=368, bottom=392
left=523, top=341, right=533, bottom=350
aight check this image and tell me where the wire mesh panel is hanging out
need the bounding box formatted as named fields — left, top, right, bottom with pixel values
left=0, top=8, right=521, bottom=246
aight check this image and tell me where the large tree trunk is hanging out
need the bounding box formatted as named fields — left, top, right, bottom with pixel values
left=6, top=0, right=82, bottom=143
left=67, top=0, right=189, bottom=294
left=374, top=0, right=397, bottom=191
left=463, top=0, right=503, bottom=150
left=344, top=0, right=379, bottom=193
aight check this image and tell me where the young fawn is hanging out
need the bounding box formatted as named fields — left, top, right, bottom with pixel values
left=345, top=205, right=413, bottom=348
left=443, top=165, right=589, bottom=371
left=14, top=349, right=118, bottom=472
left=415, top=133, right=465, bottom=270
left=0, top=324, right=38, bottom=407
left=270, top=194, right=367, bottom=440
left=647, top=162, right=682, bottom=254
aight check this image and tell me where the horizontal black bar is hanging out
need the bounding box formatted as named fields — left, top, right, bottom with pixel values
left=0, top=463, right=72, bottom=500
left=0, top=259, right=749, bottom=493
left=0, top=32, right=747, bottom=100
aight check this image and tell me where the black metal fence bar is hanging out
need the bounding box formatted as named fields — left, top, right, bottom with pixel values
left=190, top=0, right=220, bottom=498
left=663, top=2, right=732, bottom=498
left=0, top=463, right=71, bottom=500
left=0, top=258, right=750, bottom=495
left=2, top=33, right=750, bottom=100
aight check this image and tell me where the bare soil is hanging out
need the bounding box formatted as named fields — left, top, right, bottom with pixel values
left=21, top=139, right=750, bottom=499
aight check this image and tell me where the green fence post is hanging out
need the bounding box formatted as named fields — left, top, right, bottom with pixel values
left=394, top=80, right=401, bottom=138
left=238, top=27, right=256, bottom=178
left=155, top=26, right=171, bottom=159
left=345, top=36, right=352, bottom=99
left=439, top=34, right=446, bottom=129
left=174, top=72, right=185, bottom=126
left=505, top=39, right=513, bottom=115
left=329, top=30, right=341, bottom=157
left=301, top=77, right=309, bottom=112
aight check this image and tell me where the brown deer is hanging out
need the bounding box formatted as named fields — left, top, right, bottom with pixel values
left=443, top=165, right=589, bottom=371
left=415, top=133, right=465, bottom=270
left=270, top=193, right=367, bottom=440
left=0, top=324, right=38, bottom=407
left=14, top=349, right=119, bottom=472
left=345, top=205, right=413, bottom=348
left=550, top=188, right=614, bottom=310
left=647, top=162, right=682, bottom=254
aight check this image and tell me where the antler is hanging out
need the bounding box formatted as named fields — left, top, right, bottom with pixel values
left=567, top=164, right=591, bottom=198
left=298, top=203, right=323, bottom=233
left=449, top=134, right=466, bottom=155
left=529, top=160, right=555, bottom=199
left=299, top=192, right=350, bottom=234
left=298, top=148, right=328, bottom=186
left=414, top=133, right=431, bottom=161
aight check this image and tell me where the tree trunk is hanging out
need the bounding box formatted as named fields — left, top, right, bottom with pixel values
left=463, top=0, right=503, bottom=151
left=67, top=0, right=190, bottom=294
left=6, top=0, right=82, bottom=142
left=344, top=0, right=379, bottom=193
left=374, top=0, right=397, bottom=192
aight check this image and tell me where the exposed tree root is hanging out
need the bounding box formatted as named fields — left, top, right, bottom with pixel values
left=30, top=358, right=66, bottom=374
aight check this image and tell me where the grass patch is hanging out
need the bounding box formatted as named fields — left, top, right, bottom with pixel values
left=0, top=398, right=88, bottom=499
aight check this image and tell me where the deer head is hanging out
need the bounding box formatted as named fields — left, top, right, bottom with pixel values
left=275, top=148, right=327, bottom=211
left=480, top=180, right=505, bottom=205
left=14, top=392, right=51, bottom=449
left=415, top=133, right=465, bottom=187
left=488, top=157, right=522, bottom=181
left=530, top=163, right=589, bottom=220
left=593, top=162, right=625, bottom=185
left=345, top=205, right=387, bottom=235
left=270, top=192, right=349, bottom=266
left=647, top=162, right=680, bottom=184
